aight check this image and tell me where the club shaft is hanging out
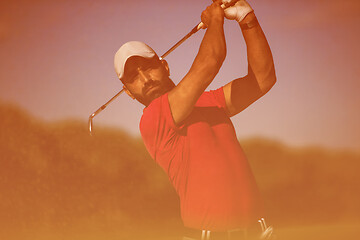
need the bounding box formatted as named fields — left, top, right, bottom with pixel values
left=160, top=0, right=239, bottom=59
left=160, top=25, right=200, bottom=60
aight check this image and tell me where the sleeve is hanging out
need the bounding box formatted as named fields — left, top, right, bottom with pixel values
left=209, top=87, right=231, bottom=115
left=139, top=93, right=180, bottom=163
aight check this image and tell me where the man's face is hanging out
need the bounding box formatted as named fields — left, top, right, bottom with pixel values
left=122, top=56, right=173, bottom=106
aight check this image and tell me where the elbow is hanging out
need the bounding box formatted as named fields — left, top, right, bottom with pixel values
left=261, top=75, right=276, bottom=94
left=249, top=61, right=276, bottom=93
left=267, top=75, right=277, bottom=91
left=268, top=69, right=277, bottom=88
left=260, top=69, right=277, bottom=93
left=269, top=66, right=277, bottom=87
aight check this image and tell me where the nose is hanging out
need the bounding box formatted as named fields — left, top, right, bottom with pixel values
left=137, top=67, right=151, bottom=84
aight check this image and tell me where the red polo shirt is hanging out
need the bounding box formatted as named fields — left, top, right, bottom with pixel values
left=140, top=87, right=263, bottom=231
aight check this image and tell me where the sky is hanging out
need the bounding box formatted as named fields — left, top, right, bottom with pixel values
left=0, top=0, right=359, bottom=151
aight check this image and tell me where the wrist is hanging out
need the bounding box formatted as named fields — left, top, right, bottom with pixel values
left=240, top=11, right=256, bottom=24
left=239, top=13, right=258, bottom=30
left=208, top=17, right=225, bottom=28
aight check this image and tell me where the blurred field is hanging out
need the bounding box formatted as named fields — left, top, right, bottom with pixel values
left=0, top=102, right=359, bottom=240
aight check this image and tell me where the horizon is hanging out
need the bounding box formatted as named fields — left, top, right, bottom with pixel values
left=1, top=99, right=359, bottom=154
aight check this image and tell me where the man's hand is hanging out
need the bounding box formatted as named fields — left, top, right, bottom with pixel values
left=222, top=0, right=253, bottom=23
left=200, top=1, right=225, bottom=29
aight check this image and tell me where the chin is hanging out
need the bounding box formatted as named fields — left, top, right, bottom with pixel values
left=148, top=93, right=162, bottom=102
left=144, top=91, right=164, bottom=105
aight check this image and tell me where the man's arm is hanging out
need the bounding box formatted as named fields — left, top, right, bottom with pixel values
left=168, top=2, right=226, bottom=125
left=223, top=5, right=276, bottom=117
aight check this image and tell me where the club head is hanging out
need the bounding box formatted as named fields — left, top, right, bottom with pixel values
left=88, top=88, right=125, bottom=136
left=88, top=114, right=95, bottom=136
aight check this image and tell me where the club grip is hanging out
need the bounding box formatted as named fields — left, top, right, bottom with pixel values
left=197, top=0, right=238, bottom=30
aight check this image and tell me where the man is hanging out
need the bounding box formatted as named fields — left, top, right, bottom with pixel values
left=114, top=0, right=276, bottom=239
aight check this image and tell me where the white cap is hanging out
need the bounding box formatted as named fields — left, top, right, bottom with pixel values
left=114, top=41, right=157, bottom=80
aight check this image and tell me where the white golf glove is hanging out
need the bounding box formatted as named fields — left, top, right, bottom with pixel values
left=222, top=0, right=253, bottom=23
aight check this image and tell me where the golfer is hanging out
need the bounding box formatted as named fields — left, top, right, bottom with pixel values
left=114, top=0, right=276, bottom=239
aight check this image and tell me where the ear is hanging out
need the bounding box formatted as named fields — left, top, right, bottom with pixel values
left=161, top=59, right=170, bottom=76
left=123, top=85, right=135, bottom=100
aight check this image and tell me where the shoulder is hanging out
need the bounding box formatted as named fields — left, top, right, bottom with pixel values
left=198, top=87, right=226, bottom=109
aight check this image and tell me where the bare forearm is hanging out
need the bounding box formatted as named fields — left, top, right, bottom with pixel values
left=168, top=2, right=226, bottom=124
left=200, top=19, right=227, bottom=64
left=189, top=22, right=226, bottom=85
left=172, top=22, right=226, bottom=122
left=241, top=12, right=276, bottom=92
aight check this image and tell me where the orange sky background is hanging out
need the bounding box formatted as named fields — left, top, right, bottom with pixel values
left=0, top=0, right=359, bottom=151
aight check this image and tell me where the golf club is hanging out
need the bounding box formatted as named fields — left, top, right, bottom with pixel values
left=88, top=88, right=125, bottom=136
left=88, top=0, right=240, bottom=135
